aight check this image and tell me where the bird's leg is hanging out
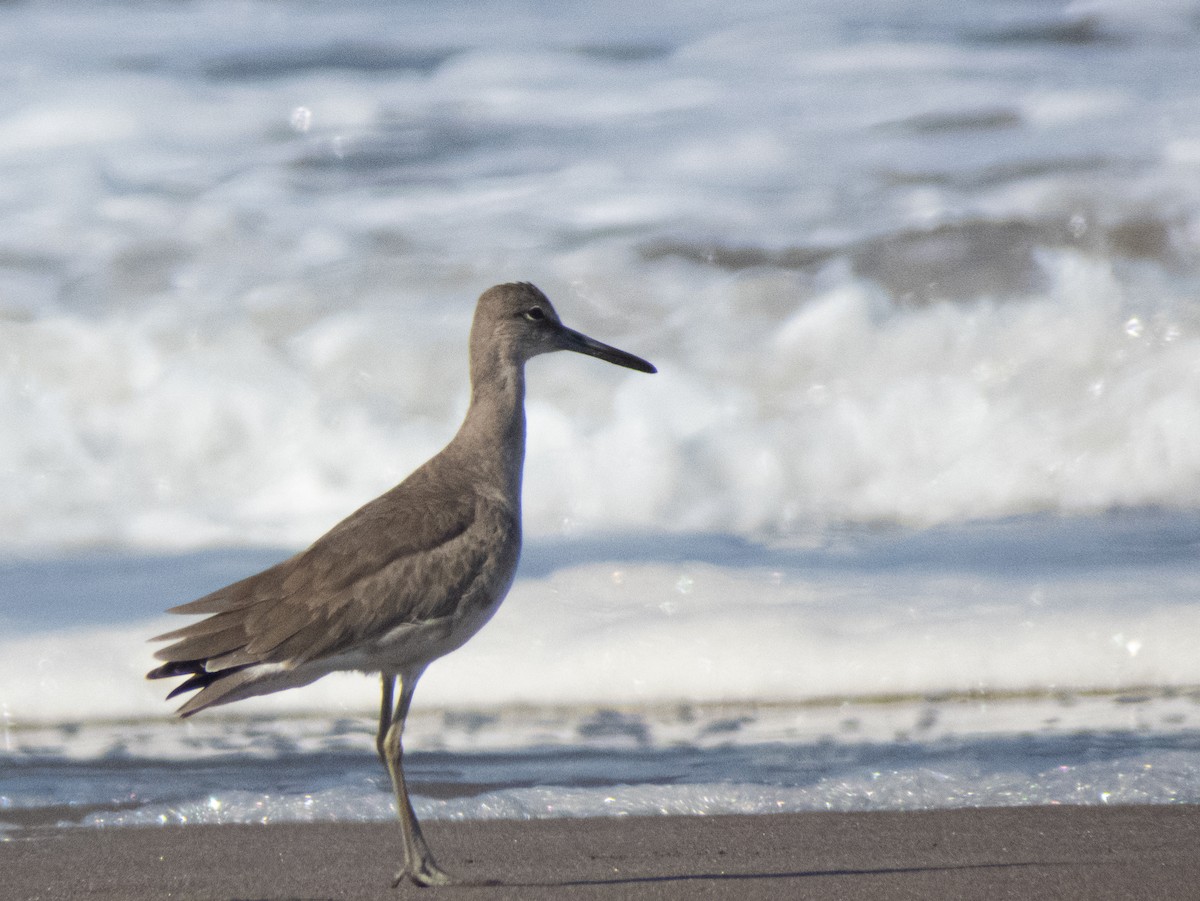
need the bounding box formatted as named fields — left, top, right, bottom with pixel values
left=376, top=674, right=395, bottom=769
left=379, top=668, right=453, bottom=888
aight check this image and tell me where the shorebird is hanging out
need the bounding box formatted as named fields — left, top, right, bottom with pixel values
left=147, top=282, right=655, bottom=887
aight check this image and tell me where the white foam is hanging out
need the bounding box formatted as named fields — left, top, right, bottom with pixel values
left=6, top=255, right=1200, bottom=551
left=2, top=693, right=1188, bottom=826
left=3, top=533, right=1198, bottom=727
left=77, top=756, right=1200, bottom=828
left=2, top=1, right=1200, bottom=551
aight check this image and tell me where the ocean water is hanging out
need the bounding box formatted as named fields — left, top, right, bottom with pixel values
left=3, top=0, right=1200, bottom=831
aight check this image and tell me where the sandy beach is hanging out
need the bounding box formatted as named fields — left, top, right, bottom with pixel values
left=3, top=805, right=1198, bottom=900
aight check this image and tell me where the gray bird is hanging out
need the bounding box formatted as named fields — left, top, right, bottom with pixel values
left=148, top=282, right=656, bottom=887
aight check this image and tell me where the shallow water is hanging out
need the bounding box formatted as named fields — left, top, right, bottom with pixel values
left=5, top=694, right=1200, bottom=830
left=3, top=514, right=1200, bottom=829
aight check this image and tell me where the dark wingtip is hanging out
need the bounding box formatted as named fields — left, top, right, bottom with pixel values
left=146, top=659, right=205, bottom=681
left=151, top=661, right=254, bottom=706
left=165, top=672, right=215, bottom=700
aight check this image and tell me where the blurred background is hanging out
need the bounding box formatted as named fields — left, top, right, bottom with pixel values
left=3, top=0, right=1200, bottom=826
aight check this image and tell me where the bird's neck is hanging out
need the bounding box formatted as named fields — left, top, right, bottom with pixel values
left=452, top=356, right=527, bottom=503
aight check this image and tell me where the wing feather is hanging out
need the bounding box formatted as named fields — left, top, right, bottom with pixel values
left=150, top=468, right=486, bottom=673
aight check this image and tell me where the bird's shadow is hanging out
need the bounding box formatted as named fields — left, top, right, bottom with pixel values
left=506, top=857, right=1079, bottom=889
left=223, top=859, right=1080, bottom=900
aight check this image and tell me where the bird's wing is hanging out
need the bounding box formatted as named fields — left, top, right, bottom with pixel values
left=150, top=470, right=507, bottom=670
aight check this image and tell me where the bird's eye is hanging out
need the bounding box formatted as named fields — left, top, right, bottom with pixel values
left=522, top=308, right=546, bottom=322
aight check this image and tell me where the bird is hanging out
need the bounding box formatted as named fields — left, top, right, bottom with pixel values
left=147, top=282, right=656, bottom=887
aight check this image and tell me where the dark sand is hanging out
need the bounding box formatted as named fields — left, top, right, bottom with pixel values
left=3, top=806, right=1198, bottom=900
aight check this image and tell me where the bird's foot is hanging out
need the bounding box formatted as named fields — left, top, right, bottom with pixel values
left=392, top=858, right=456, bottom=888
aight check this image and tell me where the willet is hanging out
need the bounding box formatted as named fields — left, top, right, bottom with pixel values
left=147, top=282, right=655, bottom=887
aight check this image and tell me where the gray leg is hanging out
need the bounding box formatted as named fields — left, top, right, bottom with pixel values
left=378, top=667, right=453, bottom=887
left=376, top=674, right=395, bottom=768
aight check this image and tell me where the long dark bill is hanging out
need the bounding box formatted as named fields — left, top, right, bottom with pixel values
left=561, top=326, right=657, bottom=374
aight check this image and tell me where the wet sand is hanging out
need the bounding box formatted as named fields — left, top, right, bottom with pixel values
left=3, top=805, right=1198, bottom=900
